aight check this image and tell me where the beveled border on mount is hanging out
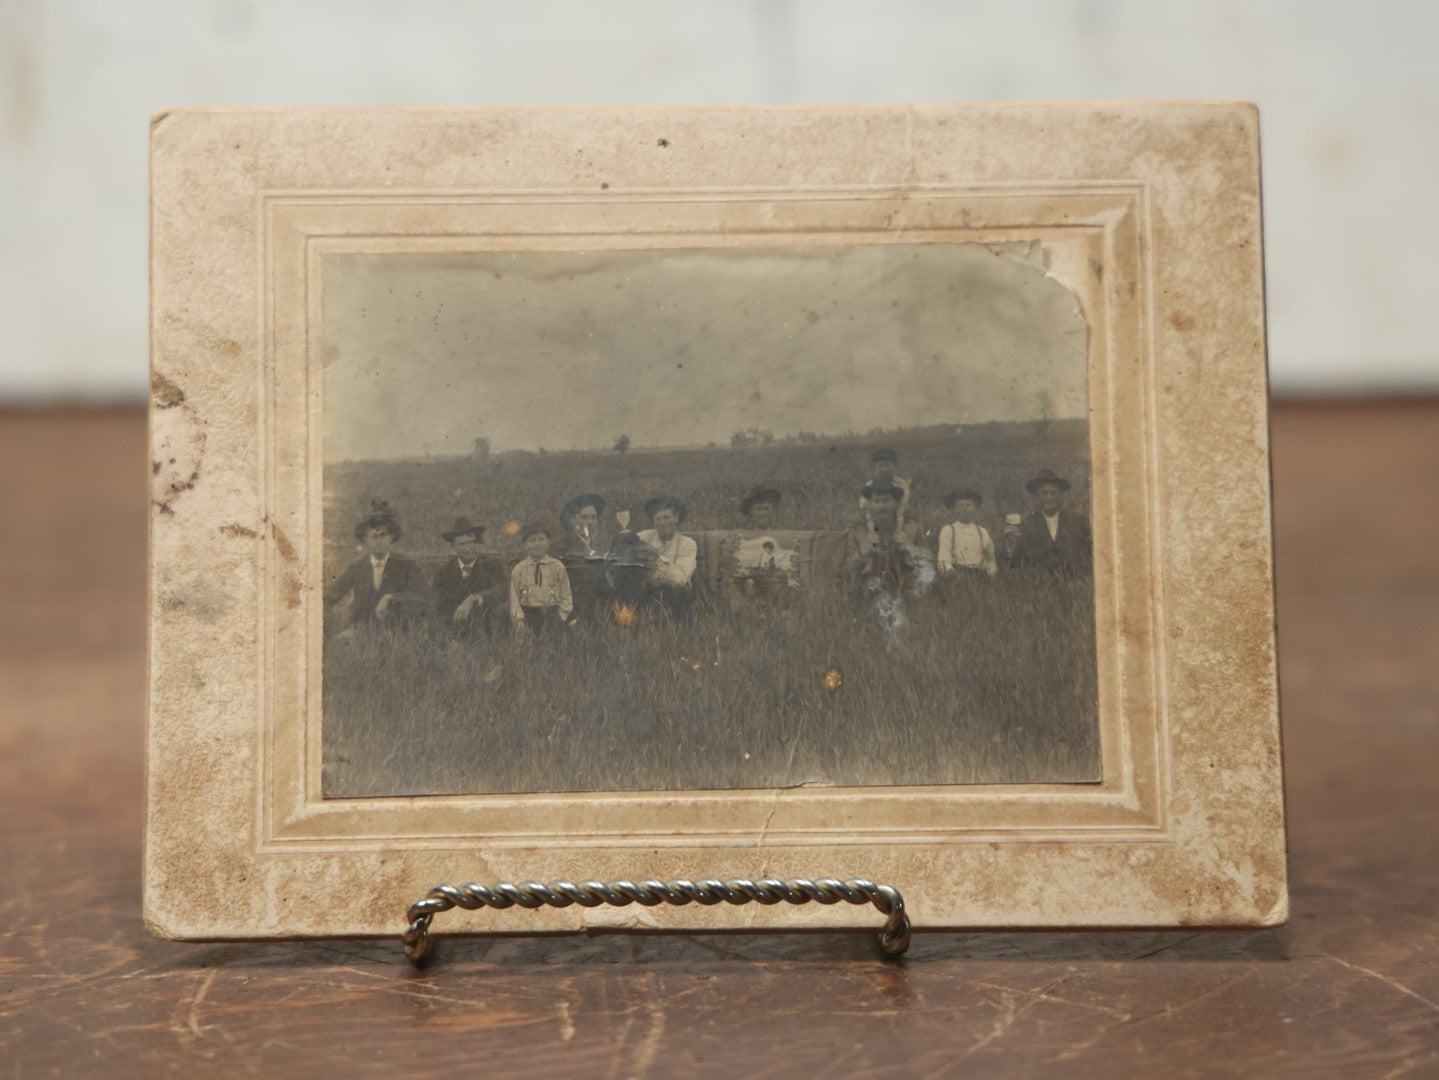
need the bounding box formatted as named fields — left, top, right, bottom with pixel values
left=262, top=187, right=1158, bottom=849
left=147, top=105, right=1285, bottom=940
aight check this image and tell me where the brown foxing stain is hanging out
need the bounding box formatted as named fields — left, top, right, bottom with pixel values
left=1170, top=312, right=1195, bottom=332
left=151, top=372, right=185, bottom=408
left=151, top=413, right=206, bottom=518
left=272, top=524, right=297, bottom=564
left=219, top=523, right=259, bottom=539
left=157, top=468, right=201, bottom=508
left=272, top=524, right=302, bottom=606
left=215, top=339, right=242, bottom=357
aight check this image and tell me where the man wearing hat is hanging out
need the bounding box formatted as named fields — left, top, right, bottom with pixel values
left=323, top=502, right=431, bottom=629
left=859, top=447, right=919, bottom=544
left=740, top=485, right=782, bottom=531
left=553, top=493, right=610, bottom=624
left=845, top=479, right=932, bottom=596
left=637, top=494, right=697, bottom=618
left=719, top=486, right=800, bottom=603
left=432, top=517, right=508, bottom=635
left=1004, top=468, right=1092, bottom=575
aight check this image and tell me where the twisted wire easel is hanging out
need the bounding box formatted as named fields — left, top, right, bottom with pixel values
left=403, top=876, right=911, bottom=963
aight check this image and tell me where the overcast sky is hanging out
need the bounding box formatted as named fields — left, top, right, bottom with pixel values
left=322, top=242, right=1087, bottom=460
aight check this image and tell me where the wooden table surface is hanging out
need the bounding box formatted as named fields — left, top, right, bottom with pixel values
left=2, top=402, right=1435, bottom=1078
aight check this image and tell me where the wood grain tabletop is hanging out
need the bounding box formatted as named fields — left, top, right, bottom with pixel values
left=1, top=402, right=1435, bottom=1078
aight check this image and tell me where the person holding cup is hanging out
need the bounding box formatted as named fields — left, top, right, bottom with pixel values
left=1003, top=468, right=1092, bottom=576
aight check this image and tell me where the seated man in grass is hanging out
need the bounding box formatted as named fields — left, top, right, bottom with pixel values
left=717, top=486, right=801, bottom=605
left=324, top=502, right=430, bottom=630
left=845, top=480, right=936, bottom=646
left=432, top=517, right=508, bottom=635
left=1003, top=468, right=1092, bottom=577
left=846, top=481, right=933, bottom=597
left=553, top=493, right=609, bottom=625
left=859, top=447, right=921, bottom=545
left=740, top=485, right=782, bottom=532
left=637, top=494, right=698, bottom=619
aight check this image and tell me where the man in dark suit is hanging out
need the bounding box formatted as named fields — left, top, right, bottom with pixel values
left=324, top=504, right=431, bottom=629
left=1004, top=468, right=1093, bottom=576
left=432, top=517, right=507, bottom=635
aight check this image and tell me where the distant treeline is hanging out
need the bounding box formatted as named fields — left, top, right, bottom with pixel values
left=468, top=417, right=1087, bottom=462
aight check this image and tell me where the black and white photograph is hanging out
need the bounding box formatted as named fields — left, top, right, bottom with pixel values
left=320, top=241, right=1099, bottom=797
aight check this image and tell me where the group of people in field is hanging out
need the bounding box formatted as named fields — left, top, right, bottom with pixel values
left=324, top=447, right=1092, bottom=639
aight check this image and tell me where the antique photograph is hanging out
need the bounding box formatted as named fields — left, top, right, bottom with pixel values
left=146, top=106, right=1285, bottom=942
left=320, top=241, right=1099, bottom=797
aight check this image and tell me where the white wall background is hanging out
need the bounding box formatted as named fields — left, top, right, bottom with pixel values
left=2, top=0, right=1436, bottom=402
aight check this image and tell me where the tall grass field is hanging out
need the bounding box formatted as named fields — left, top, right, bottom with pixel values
left=322, top=420, right=1098, bottom=796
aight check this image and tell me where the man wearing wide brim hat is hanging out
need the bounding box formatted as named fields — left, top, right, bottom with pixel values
left=1004, top=468, right=1092, bottom=576
left=855, top=478, right=909, bottom=551
left=860, top=478, right=905, bottom=502
left=1024, top=468, right=1072, bottom=495
left=637, top=494, right=697, bottom=619
left=740, top=486, right=782, bottom=528
left=559, top=493, right=606, bottom=531
left=846, top=479, right=932, bottom=596
left=642, top=494, right=688, bottom=524
left=858, top=475, right=922, bottom=547
left=441, top=517, right=484, bottom=543
left=719, top=486, right=799, bottom=605
left=554, top=493, right=609, bottom=624
left=860, top=447, right=918, bottom=544
left=323, top=501, right=431, bottom=628
left=432, top=517, right=508, bottom=635
left=353, top=505, right=402, bottom=543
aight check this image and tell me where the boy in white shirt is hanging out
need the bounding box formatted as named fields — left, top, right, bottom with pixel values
left=509, top=523, right=574, bottom=636
left=937, top=487, right=997, bottom=577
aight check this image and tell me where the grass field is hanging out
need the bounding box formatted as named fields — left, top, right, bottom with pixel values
left=322, top=420, right=1099, bottom=796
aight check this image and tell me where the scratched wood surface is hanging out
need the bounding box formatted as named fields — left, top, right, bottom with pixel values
left=1, top=404, right=1436, bottom=1078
